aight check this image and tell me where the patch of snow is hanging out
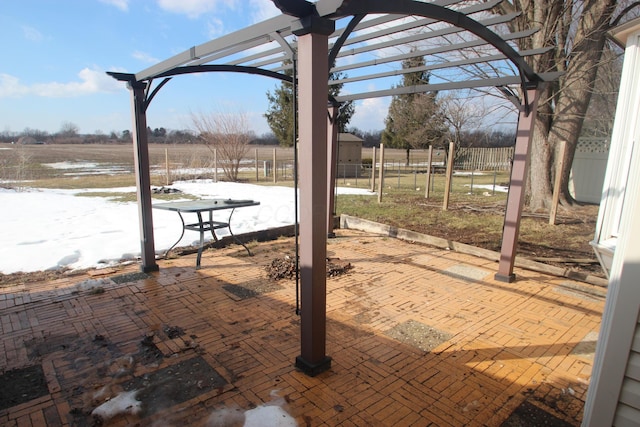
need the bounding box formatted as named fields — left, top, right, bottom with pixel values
left=243, top=405, right=297, bottom=427
left=207, top=390, right=297, bottom=427
left=0, top=181, right=373, bottom=274
left=91, top=390, right=141, bottom=421
left=464, top=183, right=508, bottom=193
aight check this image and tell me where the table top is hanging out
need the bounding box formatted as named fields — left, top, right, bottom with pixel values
left=153, top=199, right=260, bottom=212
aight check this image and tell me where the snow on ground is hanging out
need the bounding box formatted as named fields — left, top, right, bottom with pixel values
left=0, top=181, right=373, bottom=274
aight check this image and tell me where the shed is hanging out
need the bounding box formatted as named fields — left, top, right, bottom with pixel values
left=336, top=133, right=363, bottom=178
left=582, top=16, right=640, bottom=427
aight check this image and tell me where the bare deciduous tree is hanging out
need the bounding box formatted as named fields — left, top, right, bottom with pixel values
left=441, top=93, right=487, bottom=149
left=581, top=46, right=623, bottom=138
left=191, top=111, right=254, bottom=182
left=495, top=0, right=639, bottom=211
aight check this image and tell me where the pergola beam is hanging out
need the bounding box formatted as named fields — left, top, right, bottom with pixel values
left=334, top=73, right=560, bottom=102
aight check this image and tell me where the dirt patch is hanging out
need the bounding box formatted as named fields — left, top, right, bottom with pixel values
left=0, top=267, right=90, bottom=288
left=121, top=356, right=227, bottom=418
left=266, top=256, right=353, bottom=281
left=501, top=400, right=574, bottom=427
left=385, top=320, right=453, bottom=352
left=0, top=365, right=49, bottom=411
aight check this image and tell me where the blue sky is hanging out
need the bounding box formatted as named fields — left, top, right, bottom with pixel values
left=0, top=0, right=394, bottom=137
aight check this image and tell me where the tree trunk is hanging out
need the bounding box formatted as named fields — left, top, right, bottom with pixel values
left=515, top=0, right=618, bottom=211
left=528, top=121, right=553, bottom=211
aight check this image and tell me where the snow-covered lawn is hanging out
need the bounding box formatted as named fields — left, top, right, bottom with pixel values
left=0, top=181, right=373, bottom=274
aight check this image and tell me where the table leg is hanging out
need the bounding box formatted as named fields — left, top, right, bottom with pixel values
left=164, top=212, right=186, bottom=257
left=196, top=211, right=205, bottom=269
left=227, top=208, right=253, bottom=256
left=209, top=210, right=219, bottom=242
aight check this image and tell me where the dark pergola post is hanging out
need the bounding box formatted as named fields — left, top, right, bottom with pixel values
left=327, top=103, right=339, bottom=238
left=293, top=15, right=334, bottom=376
left=128, top=81, right=159, bottom=273
left=494, top=84, right=540, bottom=282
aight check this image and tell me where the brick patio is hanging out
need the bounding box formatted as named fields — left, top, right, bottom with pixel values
left=0, top=229, right=605, bottom=426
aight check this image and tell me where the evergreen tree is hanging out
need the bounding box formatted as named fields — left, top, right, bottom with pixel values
left=329, top=68, right=355, bottom=133
left=264, top=66, right=295, bottom=147
left=381, top=53, right=447, bottom=164
left=264, top=60, right=354, bottom=147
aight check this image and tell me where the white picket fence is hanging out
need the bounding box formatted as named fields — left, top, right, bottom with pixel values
left=455, top=147, right=514, bottom=171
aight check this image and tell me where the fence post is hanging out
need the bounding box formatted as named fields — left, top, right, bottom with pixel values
left=378, top=144, right=385, bottom=203
left=273, top=148, right=277, bottom=183
left=214, top=148, right=218, bottom=182
left=425, top=145, right=433, bottom=199
left=493, top=169, right=497, bottom=195
left=255, top=148, right=259, bottom=182
left=371, top=146, right=377, bottom=192
left=470, top=170, right=474, bottom=194
left=165, top=148, right=170, bottom=185
left=443, top=141, right=455, bottom=211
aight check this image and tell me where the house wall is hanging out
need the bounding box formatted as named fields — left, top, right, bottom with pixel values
left=582, top=20, right=640, bottom=427
left=613, top=315, right=640, bottom=426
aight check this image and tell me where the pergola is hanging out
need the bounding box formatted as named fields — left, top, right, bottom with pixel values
left=108, top=0, right=556, bottom=376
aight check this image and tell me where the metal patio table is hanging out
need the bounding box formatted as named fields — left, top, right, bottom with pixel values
left=153, top=199, right=260, bottom=269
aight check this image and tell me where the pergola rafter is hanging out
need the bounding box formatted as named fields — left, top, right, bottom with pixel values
left=108, top=0, right=553, bottom=376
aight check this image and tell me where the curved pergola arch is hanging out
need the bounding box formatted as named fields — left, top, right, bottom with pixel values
left=323, top=0, right=541, bottom=83
left=108, top=0, right=551, bottom=377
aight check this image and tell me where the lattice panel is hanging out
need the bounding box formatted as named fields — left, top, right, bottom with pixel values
left=576, top=137, right=610, bottom=153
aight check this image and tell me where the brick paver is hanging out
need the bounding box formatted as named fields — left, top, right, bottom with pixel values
left=0, top=229, right=604, bottom=426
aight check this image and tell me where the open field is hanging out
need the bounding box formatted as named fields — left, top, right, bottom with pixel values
left=0, top=142, right=603, bottom=281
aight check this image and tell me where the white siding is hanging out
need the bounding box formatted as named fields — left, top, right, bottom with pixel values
left=582, top=24, right=640, bottom=427
left=614, top=319, right=640, bottom=426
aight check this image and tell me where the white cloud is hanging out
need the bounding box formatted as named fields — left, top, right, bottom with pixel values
left=249, top=0, right=281, bottom=23
left=21, top=25, right=43, bottom=42
left=0, top=74, right=29, bottom=97
left=350, top=96, right=389, bottom=131
left=157, top=0, right=238, bottom=19
left=132, top=50, right=159, bottom=64
left=206, top=17, right=226, bottom=38
left=100, top=0, right=129, bottom=12
left=0, top=68, right=126, bottom=99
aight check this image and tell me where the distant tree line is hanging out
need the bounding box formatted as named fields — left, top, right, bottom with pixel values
left=0, top=123, right=283, bottom=146
left=0, top=124, right=514, bottom=148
